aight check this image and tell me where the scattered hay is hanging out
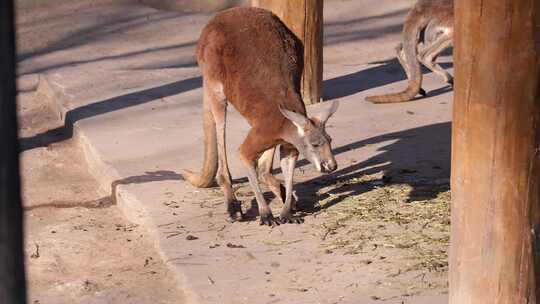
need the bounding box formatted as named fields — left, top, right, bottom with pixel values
left=317, top=175, right=450, bottom=293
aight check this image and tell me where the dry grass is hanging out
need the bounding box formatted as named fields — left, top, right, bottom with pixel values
left=316, top=174, right=450, bottom=294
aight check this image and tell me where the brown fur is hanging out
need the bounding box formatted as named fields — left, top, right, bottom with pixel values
left=184, top=7, right=338, bottom=225
left=366, top=0, right=454, bottom=104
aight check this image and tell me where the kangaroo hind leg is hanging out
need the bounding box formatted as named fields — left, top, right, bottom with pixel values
left=419, top=32, right=453, bottom=85
left=396, top=43, right=427, bottom=97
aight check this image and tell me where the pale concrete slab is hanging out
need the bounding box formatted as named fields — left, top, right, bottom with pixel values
left=18, top=1, right=452, bottom=303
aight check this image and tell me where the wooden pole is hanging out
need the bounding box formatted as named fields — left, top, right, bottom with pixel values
left=252, top=0, right=323, bottom=105
left=450, top=0, right=540, bottom=303
left=0, top=0, right=27, bottom=303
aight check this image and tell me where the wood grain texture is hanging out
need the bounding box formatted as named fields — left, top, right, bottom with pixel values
left=450, top=0, right=540, bottom=303
left=252, top=0, right=323, bottom=104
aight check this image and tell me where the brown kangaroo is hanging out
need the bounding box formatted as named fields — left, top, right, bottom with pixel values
left=183, top=7, right=339, bottom=226
left=365, top=0, right=454, bottom=104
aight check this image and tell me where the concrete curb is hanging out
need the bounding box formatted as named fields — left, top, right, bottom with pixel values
left=36, top=74, right=201, bottom=304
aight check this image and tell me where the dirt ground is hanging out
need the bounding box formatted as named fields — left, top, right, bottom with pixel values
left=18, top=91, right=186, bottom=304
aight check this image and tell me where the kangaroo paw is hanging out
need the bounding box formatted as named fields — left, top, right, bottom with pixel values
left=279, top=213, right=304, bottom=224
left=419, top=88, right=427, bottom=97
left=227, top=201, right=244, bottom=223
left=260, top=213, right=280, bottom=227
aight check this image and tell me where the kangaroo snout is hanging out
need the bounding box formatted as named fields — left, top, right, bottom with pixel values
left=321, top=160, right=337, bottom=173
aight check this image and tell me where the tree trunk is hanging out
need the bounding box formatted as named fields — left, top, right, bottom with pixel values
left=450, top=0, right=540, bottom=303
left=0, top=0, right=27, bottom=303
left=252, top=0, right=323, bottom=105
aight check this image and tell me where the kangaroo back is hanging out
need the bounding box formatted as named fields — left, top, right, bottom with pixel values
left=184, top=7, right=306, bottom=189
left=197, top=7, right=306, bottom=122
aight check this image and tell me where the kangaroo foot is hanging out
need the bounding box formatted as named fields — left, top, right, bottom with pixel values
left=227, top=201, right=244, bottom=223
left=260, top=213, right=280, bottom=227
left=279, top=213, right=304, bottom=224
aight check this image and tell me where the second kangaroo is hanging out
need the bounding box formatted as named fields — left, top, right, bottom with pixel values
left=366, top=0, right=454, bottom=103
left=183, top=7, right=339, bottom=226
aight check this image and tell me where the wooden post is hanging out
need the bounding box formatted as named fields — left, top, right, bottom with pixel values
left=0, top=0, right=27, bottom=303
left=252, top=0, right=323, bottom=105
left=450, top=0, right=540, bottom=303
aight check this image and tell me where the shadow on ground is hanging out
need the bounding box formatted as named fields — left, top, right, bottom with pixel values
left=323, top=8, right=409, bottom=46
left=18, top=11, right=187, bottom=62
left=111, top=170, right=184, bottom=199
left=21, top=41, right=198, bottom=76
left=19, top=76, right=202, bottom=151
left=295, top=122, right=451, bottom=212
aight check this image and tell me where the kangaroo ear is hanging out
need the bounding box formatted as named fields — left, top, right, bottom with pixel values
left=279, top=106, right=308, bottom=134
left=311, top=100, right=339, bottom=126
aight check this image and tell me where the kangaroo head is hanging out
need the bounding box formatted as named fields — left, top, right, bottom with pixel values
left=280, top=100, right=339, bottom=173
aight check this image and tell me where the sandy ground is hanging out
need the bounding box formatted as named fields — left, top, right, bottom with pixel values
left=18, top=91, right=186, bottom=304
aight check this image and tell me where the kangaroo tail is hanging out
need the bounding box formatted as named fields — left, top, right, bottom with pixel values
left=365, top=8, right=428, bottom=104
left=182, top=98, right=218, bottom=188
